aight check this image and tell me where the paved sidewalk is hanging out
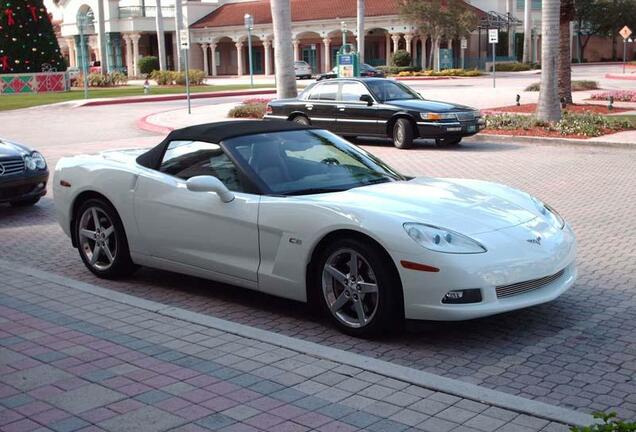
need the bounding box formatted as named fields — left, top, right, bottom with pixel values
left=0, top=266, right=579, bottom=432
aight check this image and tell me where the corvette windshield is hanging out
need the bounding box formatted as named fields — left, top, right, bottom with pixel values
left=224, top=129, right=405, bottom=195
left=366, top=80, right=421, bottom=102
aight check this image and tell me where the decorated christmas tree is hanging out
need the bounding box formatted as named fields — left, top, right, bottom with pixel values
left=1, top=0, right=65, bottom=74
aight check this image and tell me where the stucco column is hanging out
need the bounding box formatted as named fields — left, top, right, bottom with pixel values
left=391, top=34, right=401, bottom=53
left=385, top=33, right=391, bottom=65
left=201, top=43, right=209, bottom=75
left=66, top=38, right=76, bottom=67
left=404, top=33, right=413, bottom=55
left=322, top=38, right=331, bottom=72
left=263, top=39, right=272, bottom=75
left=210, top=43, right=218, bottom=76
left=122, top=34, right=133, bottom=77
left=235, top=41, right=244, bottom=76
left=130, top=33, right=141, bottom=76
left=292, top=39, right=300, bottom=61
left=420, top=35, right=427, bottom=69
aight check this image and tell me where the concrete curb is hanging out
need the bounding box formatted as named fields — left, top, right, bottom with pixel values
left=0, top=258, right=596, bottom=427
left=604, top=73, right=636, bottom=81
left=136, top=111, right=175, bottom=135
left=466, top=133, right=635, bottom=149
left=78, top=88, right=276, bottom=107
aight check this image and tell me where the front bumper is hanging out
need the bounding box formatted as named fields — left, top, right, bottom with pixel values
left=416, top=118, right=486, bottom=139
left=0, top=171, right=49, bottom=203
left=395, top=222, right=577, bottom=321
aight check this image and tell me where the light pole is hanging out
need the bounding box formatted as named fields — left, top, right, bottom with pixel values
left=244, top=14, right=254, bottom=88
left=77, top=11, right=92, bottom=99
left=341, top=21, right=347, bottom=48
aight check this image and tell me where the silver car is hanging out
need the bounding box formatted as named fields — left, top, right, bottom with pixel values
left=294, top=61, right=312, bottom=79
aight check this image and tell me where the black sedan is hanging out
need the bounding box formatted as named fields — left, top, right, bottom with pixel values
left=0, top=138, right=48, bottom=206
left=264, top=78, right=484, bottom=149
left=316, top=63, right=385, bottom=81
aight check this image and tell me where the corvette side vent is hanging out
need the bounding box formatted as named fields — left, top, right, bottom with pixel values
left=496, top=269, right=565, bottom=298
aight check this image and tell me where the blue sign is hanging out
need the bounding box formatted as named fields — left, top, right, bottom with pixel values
left=339, top=55, right=353, bottom=65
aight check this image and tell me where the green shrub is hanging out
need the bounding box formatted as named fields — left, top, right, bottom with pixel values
left=525, top=80, right=599, bottom=92
left=391, top=49, right=412, bottom=67
left=570, top=411, right=636, bottom=431
left=138, top=56, right=159, bottom=75
left=397, top=68, right=481, bottom=77
left=377, top=65, right=419, bottom=74
left=84, top=72, right=128, bottom=87
left=150, top=70, right=175, bottom=85
left=484, top=112, right=631, bottom=137
left=489, top=62, right=533, bottom=72
left=174, top=69, right=205, bottom=86
left=228, top=101, right=267, bottom=119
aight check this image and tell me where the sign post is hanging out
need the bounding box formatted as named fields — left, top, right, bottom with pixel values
left=460, top=37, right=467, bottom=69
left=179, top=28, right=191, bottom=114
left=619, top=26, right=632, bottom=74
left=489, top=29, right=498, bottom=88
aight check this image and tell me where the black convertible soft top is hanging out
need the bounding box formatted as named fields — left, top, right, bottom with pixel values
left=137, top=120, right=313, bottom=169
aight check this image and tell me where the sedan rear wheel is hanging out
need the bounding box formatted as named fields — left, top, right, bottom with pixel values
left=292, top=115, right=310, bottom=126
left=315, top=238, right=401, bottom=337
left=76, top=198, right=136, bottom=279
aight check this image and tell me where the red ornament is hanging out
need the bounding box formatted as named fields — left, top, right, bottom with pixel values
left=4, top=8, right=15, bottom=25
left=27, top=5, right=38, bottom=21
left=0, top=55, right=9, bottom=70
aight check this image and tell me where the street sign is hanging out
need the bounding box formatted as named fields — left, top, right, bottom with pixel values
left=620, top=25, right=632, bottom=40
left=488, top=29, right=498, bottom=44
left=460, top=38, right=468, bottom=49
left=180, top=29, right=190, bottom=49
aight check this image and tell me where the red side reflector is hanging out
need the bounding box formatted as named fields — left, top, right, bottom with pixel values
left=60, top=180, right=71, bottom=188
left=400, top=260, right=440, bottom=272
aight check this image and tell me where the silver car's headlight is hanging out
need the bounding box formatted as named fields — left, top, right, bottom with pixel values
left=531, top=197, right=565, bottom=229
left=403, top=223, right=487, bottom=254
left=24, top=151, right=47, bottom=170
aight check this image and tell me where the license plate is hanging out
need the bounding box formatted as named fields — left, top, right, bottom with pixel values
left=466, top=125, right=476, bottom=132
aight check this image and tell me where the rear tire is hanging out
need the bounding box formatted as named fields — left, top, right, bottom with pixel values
left=10, top=197, right=40, bottom=207
left=436, top=137, right=462, bottom=146
left=311, top=237, right=402, bottom=338
left=392, top=118, right=415, bottom=149
left=75, top=198, right=137, bottom=279
left=292, top=115, right=311, bottom=126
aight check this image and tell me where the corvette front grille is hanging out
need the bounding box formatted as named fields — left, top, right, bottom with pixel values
left=496, top=269, right=565, bottom=298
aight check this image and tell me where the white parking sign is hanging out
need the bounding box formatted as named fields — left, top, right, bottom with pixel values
left=180, top=29, right=190, bottom=49
left=488, top=29, right=498, bottom=44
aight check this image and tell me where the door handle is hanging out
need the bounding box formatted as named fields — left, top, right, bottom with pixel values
left=337, top=105, right=345, bottom=111
left=305, top=104, right=313, bottom=110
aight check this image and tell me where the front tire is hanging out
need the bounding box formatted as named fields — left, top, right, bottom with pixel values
left=10, top=197, right=41, bottom=207
left=312, top=238, right=402, bottom=338
left=392, top=118, right=415, bottom=149
left=75, top=198, right=137, bottom=279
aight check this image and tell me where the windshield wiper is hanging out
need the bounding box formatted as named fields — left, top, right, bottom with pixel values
left=282, top=187, right=349, bottom=196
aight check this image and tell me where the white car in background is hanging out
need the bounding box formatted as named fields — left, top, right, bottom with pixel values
left=53, top=121, right=577, bottom=337
left=294, top=61, right=312, bottom=79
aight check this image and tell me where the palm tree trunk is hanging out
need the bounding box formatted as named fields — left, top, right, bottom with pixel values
left=270, top=0, right=297, bottom=99
left=558, top=0, right=574, bottom=104
left=357, top=0, right=365, bottom=64
left=522, top=0, right=532, bottom=63
left=536, top=0, right=561, bottom=122
left=174, top=0, right=184, bottom=71
left=96, top=0, right=108, bottom=73
left=155, top=0, right=167, bottom=71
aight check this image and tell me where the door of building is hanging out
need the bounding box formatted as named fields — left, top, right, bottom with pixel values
left=302, top=47, right=318, bottom=72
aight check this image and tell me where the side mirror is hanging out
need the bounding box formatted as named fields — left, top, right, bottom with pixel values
left=186, top=175, right=235, bottom=203
left=360, top=94, right=374, bottom=106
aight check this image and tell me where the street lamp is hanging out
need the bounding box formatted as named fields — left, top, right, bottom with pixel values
left=76, top=10, right=93, bottom=99
left=244, top=13, right=254, bottom=88
left=341, top=21, right=347, bottom=47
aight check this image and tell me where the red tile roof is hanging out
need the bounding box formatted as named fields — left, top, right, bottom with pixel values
left=193, top=0, right=483, bottom=29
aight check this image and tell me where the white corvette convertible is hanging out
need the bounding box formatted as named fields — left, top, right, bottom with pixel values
left=54, top=121, right=576, bottom=337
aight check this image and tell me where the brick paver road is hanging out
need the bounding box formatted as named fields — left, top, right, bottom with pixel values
left=1, top=103, right=635, bottom=420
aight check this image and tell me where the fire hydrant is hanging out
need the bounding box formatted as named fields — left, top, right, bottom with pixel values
left=143, top=79, right=150, bottom=95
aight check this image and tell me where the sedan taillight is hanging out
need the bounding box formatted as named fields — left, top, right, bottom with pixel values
left=265, top=104, right=273, bottom=115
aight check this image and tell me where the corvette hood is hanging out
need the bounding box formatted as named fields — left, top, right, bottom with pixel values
left=306, top=177, right=539, bottom=235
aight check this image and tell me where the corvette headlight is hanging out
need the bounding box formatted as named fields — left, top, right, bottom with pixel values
left=403, top=223, right=487, bottom=254
left=531, top=197, right=565, bottom=229
left=24, top=151, right=46, bottom=171
left=420, top=112, right=457, bottom=121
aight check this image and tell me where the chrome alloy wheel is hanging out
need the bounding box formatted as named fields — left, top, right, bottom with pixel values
left=395, top=122, right=405, bottom=145
left=78, top=206, right=117, bottom=271
left=321, top=248, right=379, bottom=328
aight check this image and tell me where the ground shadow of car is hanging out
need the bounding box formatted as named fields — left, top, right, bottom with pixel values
left=348, top=136, right=522, bottom=153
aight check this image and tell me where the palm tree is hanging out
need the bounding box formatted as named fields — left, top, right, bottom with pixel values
left=522, top=0, right=532, bottom=63
left=357, top=0, right=365, bottom=63
left=558, top=0, right=575, bottom=104
left=155, top=0, right=167, bottom=71
left=96, top=0, right=108, bottom=73
left=536, top=0, right=561, bottom=122
left=270, top=0, right=297, bottom=98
